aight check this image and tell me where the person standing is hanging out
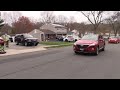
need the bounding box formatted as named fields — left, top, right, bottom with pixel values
left=0, top=37, right=6, bottom=54
left=2, top=33, right=10, bottom=48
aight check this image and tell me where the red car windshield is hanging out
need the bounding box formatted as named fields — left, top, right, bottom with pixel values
left=110, top=37, right=118, bottom=39
left=81, top=34, right=98, bottom=41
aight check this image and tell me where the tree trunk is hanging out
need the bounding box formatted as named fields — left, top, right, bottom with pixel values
left=93, top=27, right=97, bottom=34
left=114, top=30, right=117, bottom=37
left=79, top=32, right=81, bottom=38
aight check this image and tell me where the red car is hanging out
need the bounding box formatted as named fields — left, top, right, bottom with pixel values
left=73, top=34, right=105, bottom=55
left=108, top=36, right=120, bottom=44
left=0, top=37, right=4, bottom=45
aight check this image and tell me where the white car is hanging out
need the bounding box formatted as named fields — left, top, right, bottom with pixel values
left=63, top=35, right=80, bottom=42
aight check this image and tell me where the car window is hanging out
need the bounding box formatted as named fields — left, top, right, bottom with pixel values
left=81, top=34, right=98, bottom=41
left=68, top=36, right=73, bottom=38
left=24, top=34, right=33, bottom=38
left=66, top=36, right=73, bottom=39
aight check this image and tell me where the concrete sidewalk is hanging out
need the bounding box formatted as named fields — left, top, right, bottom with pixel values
left=0, top=43, right=48, bottom=57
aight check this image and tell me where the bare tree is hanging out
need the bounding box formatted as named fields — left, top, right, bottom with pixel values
left=0, top=24, right=12, bottom=34
left=78, top=22, right=88, bottom=36
left=1, top=11, right=22, bottom=25
left=10, top=11, right=22, bottom=22
left=40, top=11, right=55, bottom=24
left=105, top=11, right=120, bottom=36
left=56, top=15, right=68, bottom=24
left=80, top=11, right=104, bottom=34
left=0, top=12, right=5, bottom=33
left=1, top=12, right=8, bottom=24
left=69, top=16, right=76, bottom=23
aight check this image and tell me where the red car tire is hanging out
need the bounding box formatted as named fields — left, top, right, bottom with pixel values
left=94, top=47, right=99, bottom=55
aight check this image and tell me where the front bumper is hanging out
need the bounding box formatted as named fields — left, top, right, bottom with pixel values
left=73, top=45, right=97, bottom=53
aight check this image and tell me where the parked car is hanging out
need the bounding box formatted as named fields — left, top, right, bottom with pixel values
left=9, top=36, right=15, bottom=42
left=103, top=36, right=109, bottom=40
left=63, top=35, right=80, bottom=42
left=73, top=34, right=105, bottom=55
left=15, top=34, right=39, bottom=46
left=56, top=36, right=65, bottom=41
left=108, top=36, right=120, bottom=44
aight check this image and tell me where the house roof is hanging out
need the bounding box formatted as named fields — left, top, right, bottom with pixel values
left=52, top=24, right=65, bottom=28
left=40, top=29, right=56, bottom=34
left=56, top=32, right=67, bottom=34
left=29, top=29, right=44, bottom=34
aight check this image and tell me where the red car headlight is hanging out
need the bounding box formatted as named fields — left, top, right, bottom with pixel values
left=87, top=46, right=96, bottom=51
left=91, top=47, right=95, bottom=50
left=73, top=43, right=77, bottom=46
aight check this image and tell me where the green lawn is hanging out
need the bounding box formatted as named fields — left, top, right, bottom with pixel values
left=40, top=41, right=74, bottom=45
left=40, top=41, right=74, bottom=48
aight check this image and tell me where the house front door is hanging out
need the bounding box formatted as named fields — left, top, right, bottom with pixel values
left=41, top=34, right=44, bottom=41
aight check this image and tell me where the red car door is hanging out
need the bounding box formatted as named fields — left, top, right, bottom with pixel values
left=118, top=37, right=120, bottom=42
left=116, top=37, right=119, bottom=43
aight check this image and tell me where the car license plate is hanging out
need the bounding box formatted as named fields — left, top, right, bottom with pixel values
left=80, top=48, right=84, bottom=51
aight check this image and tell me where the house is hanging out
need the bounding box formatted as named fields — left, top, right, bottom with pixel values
left=29, top=29, right=45, bottom=41
left=40, top=29, right=56, bottom=40
left=29, top=23, right=67, bottom=41
left=29, top=29, right=57, bottom=41
left=40, top=23, right=67, bottom=37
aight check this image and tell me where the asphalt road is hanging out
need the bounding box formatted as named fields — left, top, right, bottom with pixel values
left=0, top=43, right=120, bottom=79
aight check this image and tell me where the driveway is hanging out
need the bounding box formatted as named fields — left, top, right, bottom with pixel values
left=0, top=42, right=47, bottom=56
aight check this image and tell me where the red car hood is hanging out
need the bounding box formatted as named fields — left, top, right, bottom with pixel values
left=75, top=40, right=97, bottom=45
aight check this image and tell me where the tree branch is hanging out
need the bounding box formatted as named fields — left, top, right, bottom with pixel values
left=81, top=11, right=94, bottom=25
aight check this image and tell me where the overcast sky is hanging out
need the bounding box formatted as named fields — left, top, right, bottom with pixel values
left=0, top=11, right=90, bottom=23
left=20, top=11, right=89, bottom=22
left=1, top=11, right=114, bottom=24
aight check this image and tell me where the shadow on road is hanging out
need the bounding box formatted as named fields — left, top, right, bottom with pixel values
left=74, top=50, right=105, bottom=57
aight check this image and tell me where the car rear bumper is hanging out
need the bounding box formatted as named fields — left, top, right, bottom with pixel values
left=27, top=41, right=39, bottom=45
